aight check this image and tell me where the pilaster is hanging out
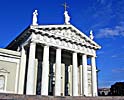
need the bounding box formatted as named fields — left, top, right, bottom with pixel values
left=18, top=46, right=26, bottom=94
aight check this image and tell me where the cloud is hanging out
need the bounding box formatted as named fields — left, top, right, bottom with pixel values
left=111, top=54, right=123, bottom=58
left=96, top=24, right=124, bottom=38
left=111, top=51, right=124, bottom=60
left=112, top=68, right=124, bottom=73
left=92, top=1, right=124, bottom=38
left=111, top=55, right=117, bottom=58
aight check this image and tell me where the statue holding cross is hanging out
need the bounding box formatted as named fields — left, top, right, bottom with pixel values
left=62, top=2, right=71, bottom=25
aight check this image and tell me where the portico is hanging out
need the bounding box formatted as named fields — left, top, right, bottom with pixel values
left=18, top=22, right=100, bottom=96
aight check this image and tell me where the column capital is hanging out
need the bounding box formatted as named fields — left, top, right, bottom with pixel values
left=20, top=46, right=25, bottom=55
left=31, top=32, right=37, bottom=42
left=85, top=54, right=97, bottom=58
left=20, top=45, right=27, bottom=50
left=42, top=44, right=50, bottom=48
left=82, top=53, right=87, bottom=56
left=21, top=45, right=24, bottom=49
left=56, top=47, right=62, bottom=50
left=53, top=46, right=62, bottom=50
left=44, top=44, right=49, bottom=47
left=91, top=55, right=97, bottom=58
left=72, top=51, right=78, bottom=54
left=29, top=40, right=37, bottom=46
left=30, top=40, right=36, bottom=44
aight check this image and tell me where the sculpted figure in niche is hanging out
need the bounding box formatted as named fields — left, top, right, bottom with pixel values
left=32, top=10, right=38, bottom=25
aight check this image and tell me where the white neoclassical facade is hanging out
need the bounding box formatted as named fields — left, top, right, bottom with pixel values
left=0, top=9, right=101, bottom=96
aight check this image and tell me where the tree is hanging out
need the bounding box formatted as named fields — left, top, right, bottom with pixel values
left=110, top=82, right=124, bottom=96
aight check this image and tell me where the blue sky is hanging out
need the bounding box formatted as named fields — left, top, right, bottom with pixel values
left=0, top=0, right=124, bottom=88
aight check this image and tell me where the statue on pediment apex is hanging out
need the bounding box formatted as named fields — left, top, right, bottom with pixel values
left=62, top=2, right=71, bottom=25
left=32, top=10, right=38, bottom=25
left=64, top=11, right=70, bottom=25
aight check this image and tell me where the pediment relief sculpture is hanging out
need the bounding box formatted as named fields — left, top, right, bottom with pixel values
left=30, top=25, right=100, bottom=50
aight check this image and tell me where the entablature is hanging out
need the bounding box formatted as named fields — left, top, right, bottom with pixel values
left=30, top=33, right=96, bottom=57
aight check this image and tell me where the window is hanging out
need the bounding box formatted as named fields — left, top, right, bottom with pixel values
left=0, top=75, right=5, bottom=91
left=0, top=68, right=9, bottom=92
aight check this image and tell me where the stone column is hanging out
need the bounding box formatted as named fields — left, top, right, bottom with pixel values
left=55, top=48, right=62, bottom=96
left=41, top=45, right=49, bottom=95
left=18, top=46, right=26, bottom=94
left=68, top=65, right=72, bottom=96
left=61, top=64, right=65, bottom=96
left=72, top=52, right=78, bottom=96
left=26, top=42, right=36, bottom=95
left=82, top=54, right=88, bottom=96
left=91, top=56, right=98, bottom=96
left=79, top=65, right=83, bottom=96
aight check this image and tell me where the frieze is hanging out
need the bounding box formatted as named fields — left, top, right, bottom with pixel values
left=32, top=33, right=96, bottom=56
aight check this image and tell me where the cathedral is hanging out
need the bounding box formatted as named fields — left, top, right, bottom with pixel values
left=0, top=6, right=101, bottom=97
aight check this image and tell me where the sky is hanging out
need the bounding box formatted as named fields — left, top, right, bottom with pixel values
left=0, top=0, right=124, bottom=88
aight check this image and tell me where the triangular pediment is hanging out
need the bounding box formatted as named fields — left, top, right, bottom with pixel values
left=6, top=24, right=101, bottom=51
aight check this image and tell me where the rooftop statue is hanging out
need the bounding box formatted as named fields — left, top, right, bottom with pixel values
left=64, top=11, right=70, bottom=25
left=89, top=30, right=94, bottom=40
left=63, top=2, right=70, bottom=25
left=32, top=10, right=38, bottom=25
